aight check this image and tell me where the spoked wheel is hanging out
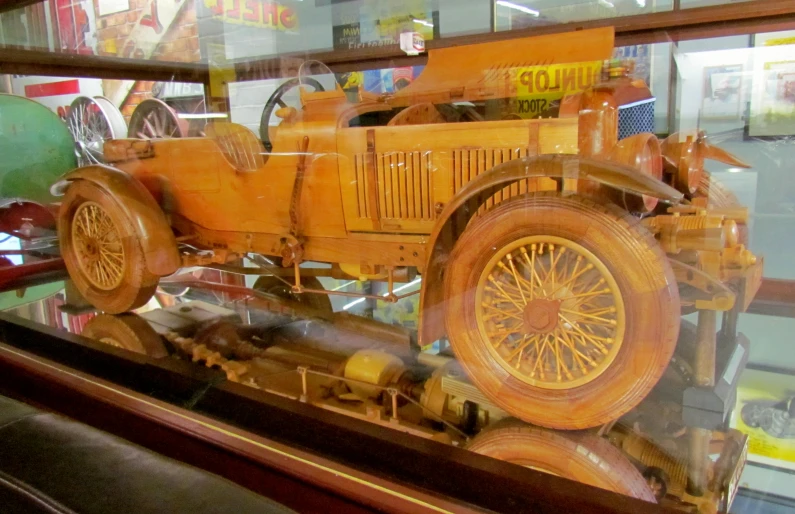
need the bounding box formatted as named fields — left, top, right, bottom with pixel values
left=259, top=77, right=324, bottom=152
left=66, top=96, right=127, bottom=166
left=128, top=98, right=187, bottom=139
left=467, top=420, right=657, bottom=502
left=82, top=313, right=168, bottom=358
left=253, top=275, right=333, bottom=314
left=444, top=193, right=680, bottom=429
left=59, top=180, right=158, bottom=313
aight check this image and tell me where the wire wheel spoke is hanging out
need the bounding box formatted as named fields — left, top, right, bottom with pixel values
left=475, top=235, right=625, bottom=390
left=71, top=201, right=126, bottom=291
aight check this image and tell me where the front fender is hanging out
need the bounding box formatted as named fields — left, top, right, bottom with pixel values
left=417, top=154, right=683, bottom=346
left=53, top=165, right=180, bottom=277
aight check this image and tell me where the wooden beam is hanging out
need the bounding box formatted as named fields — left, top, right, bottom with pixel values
left=2, top=0, right=795, bottom=83
left=0, top=47, right=210, bottom=83
left=747, top=278, right=795, bottom=318
left=0, top=0, right=41, bottom=14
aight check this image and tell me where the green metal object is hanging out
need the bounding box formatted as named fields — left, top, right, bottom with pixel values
left=0, top=94, right=76, bottom=204
left=0, top=281, right=63, bottom=311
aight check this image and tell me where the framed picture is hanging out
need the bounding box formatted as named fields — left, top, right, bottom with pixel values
left=702, top=64, right=743, bottom=120
left=731, top=366, right=795, bottom=472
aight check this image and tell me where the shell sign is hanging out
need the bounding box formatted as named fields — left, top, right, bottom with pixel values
left=203, top=0, right=298, bottom=30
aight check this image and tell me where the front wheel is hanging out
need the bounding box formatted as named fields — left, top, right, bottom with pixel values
left=467, top=420, right=657, bottom=502
left=444, top=193, right=680, bottom=429
left=59, top=180, right=158, bottom=313
left=82, top=313, right=168, bottom=358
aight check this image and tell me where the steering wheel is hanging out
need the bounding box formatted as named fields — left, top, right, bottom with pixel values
left=259, top=77, right=324, bottom=152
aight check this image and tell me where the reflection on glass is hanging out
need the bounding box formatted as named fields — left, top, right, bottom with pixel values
left=493, top=0, right=669, bottom=31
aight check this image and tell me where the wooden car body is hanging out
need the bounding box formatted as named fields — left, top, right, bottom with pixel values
left=53, top=26, right=761, bottom=434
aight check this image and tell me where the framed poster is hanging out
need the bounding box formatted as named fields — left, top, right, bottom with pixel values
left=748, top=60, right=795, bottom=137
left=702, top=64, right=743, bottom=120
left=748, top=32, right=795, bottom=137
left=731, top=367, right=795, bottom=472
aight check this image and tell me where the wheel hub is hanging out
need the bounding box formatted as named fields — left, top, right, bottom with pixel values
left=71, top=201, right=126, bottom=291
left=474, top=236, right=625, bottom=390
left=523, top=299, right=561, bottom=333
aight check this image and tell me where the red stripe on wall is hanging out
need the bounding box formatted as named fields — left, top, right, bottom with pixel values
left=24, top=79, right=81, bottom=98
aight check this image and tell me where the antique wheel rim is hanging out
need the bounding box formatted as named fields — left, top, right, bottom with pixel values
left=128, top=99, right=183, bottom=139
left=474, top=235, right=625, bottom=390
left=71, top=201, right=126, bottom=291
left=99, top=336, right=125, bottom=349
left=523, top=464, right=560, bottom=476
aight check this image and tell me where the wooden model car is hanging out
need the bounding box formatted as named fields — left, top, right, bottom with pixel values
left=52, top=27, right=761, bottom=432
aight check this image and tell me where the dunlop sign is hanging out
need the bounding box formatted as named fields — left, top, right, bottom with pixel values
left=512, top=61, right=602, bottom=118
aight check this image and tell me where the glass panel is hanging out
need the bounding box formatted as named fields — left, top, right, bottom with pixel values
left=4, top=7, right=795, bottom=514
left=0, top=0, right=681, bottom=62
left=494, top=0, right=671, bottom=31
left=669, top=30, right=795, bottom=279
left=680, top=0, right=760, bottom=7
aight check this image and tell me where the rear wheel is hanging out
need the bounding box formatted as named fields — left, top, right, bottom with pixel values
left=444, top=193, right=680, bottom=429
left=467, top=420, right=657, bottom=502
left=82, top=313, right=168, bottom=358
left=59, top=180, right=158, bottom=313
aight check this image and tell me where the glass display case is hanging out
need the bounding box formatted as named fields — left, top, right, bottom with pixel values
left=1, top=1, right=794, bottom=513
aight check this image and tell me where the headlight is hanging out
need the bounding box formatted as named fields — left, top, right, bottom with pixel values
left=660, top=132, right=704, bottom=194
left=607, top=133, right=663, bottom=213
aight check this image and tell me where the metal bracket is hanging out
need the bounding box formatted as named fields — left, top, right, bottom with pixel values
left=670, top=259, right=735, bottom=311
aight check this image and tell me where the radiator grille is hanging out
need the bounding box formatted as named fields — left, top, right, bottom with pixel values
left=454, top=147, right=538, bottom=212
left=618, top=98, right=655, bottom=140
left=355, top=151, right=433, bottom=221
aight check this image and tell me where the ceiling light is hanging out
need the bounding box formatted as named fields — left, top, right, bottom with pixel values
left=727, top=167, right=744, bottom=173
left=636, top=0, right=646, bottom=6
left=413, top=18, right=434, bottom=28
left=598, top=0, right=615, bottom=7
left=495, top=0, right=540, bottom=17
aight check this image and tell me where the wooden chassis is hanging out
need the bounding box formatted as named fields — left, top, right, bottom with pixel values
left=0, top=311, right=677, bottom=514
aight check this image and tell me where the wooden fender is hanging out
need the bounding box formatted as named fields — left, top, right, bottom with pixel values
left=418, top=154, right=683, bottom=348
left=53, top=164, right=180, bottom=277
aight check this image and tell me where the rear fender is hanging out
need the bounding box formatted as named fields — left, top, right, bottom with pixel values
left=418, top=153, right=683, bottom=346
left=52, top=165, right=180, bottom=276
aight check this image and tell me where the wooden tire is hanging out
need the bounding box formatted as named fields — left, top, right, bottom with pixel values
left=253, top=275, right=333, bottom=314
left=82, top=313, right=168, bottom=358
left=695, top=171, right=748, bottom=245
left=444, top=193, right=680, bottom=429
left=467, top=420, right=657, bottom=502
left=59, top=180, right=158, bottom=314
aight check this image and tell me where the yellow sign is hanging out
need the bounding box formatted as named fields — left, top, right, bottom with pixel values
left=765, top=37, right=795, bottom=46
left=511, top=61, right=602, bottom=118
left=733, top=368, right=795, bottom=470
left=204, top=0, right=297, bottom=31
